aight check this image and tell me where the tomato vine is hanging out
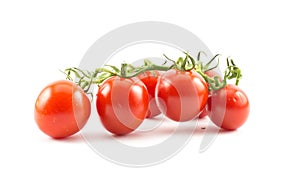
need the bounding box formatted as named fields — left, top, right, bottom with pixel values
left=63, top=51, right=243, bottom=94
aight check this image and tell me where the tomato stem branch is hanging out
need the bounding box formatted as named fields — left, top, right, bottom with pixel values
left=63, top=51, right=243, bottom=95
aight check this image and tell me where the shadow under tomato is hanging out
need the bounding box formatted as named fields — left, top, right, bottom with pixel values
left=47, top=122, right=238, bottom=143
left=136, top=122, right=237, bottom=137
left=47, top=132, right=113, bottom=143
left=78, top=131, right=146, bottom=142
left=198, top=125, right=237, bottom=135
left=49, top=133, right=84, bottom=143
left=112, top=132, right=146, bottom=140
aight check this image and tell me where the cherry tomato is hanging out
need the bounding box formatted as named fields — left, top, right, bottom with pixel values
left=138, top=71, right=161, bottom=118
left=34, top=80, right=91, bottom=138
left=156, top=69, right=208, bottom=122
left=96, top=76, right=149, bottom=135
left=207, top=84, right=250, bottom=130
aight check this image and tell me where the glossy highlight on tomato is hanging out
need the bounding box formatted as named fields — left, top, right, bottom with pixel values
left=34, top=80, right=91, bottom=138
left=156, top=69, right=208, bottom=122
left=207, top=84, right=249, bottom=130
left=96, top=76, right=149, bottom=135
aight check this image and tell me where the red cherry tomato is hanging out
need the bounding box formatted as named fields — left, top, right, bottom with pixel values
left=34, top=80, right=91, bottom=139
left=207, top=84, right=250, bottom=130
left=156, top=69, right=208, bottom=122
left=138, top=71, right=161, bottom=118
left=96, top=76, right=149, bottom=135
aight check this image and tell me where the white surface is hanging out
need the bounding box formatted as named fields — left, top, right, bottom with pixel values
left=1, top=0, right=299, bottom=185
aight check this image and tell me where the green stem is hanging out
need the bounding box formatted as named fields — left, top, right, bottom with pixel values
left=197, top=51, right=207, bottom=61
left=196, top=68, right=226, bottom=91
left=122, top=63, right=172, bottom=78
left=194, top=52, right=243, bottom=91
left=224, top=57, right=242, bottom=86
left=203, top=54, right=220, bottom=72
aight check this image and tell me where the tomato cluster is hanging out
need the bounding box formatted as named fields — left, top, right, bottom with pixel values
left=34, top=53, right=250, bottom=139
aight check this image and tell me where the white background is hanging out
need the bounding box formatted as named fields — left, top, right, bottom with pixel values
left=1, top=0, right=299, bottom=185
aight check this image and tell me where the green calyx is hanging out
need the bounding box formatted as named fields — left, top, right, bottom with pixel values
left=224, top=57, right=242, bottom=86
left=163, top=52, right=195, bottom=71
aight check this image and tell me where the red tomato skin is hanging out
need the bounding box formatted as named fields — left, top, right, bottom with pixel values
left=207, top=84, right=250, bottom=130
left=156, top=69, right=208, bottom=122
left=138, top=71, right=161, bottom=118
left=199, top=107, right=208, bottom=118
left=96, top=76, right=149, bottom=135
left=34, top=80, right=91, bottom=139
